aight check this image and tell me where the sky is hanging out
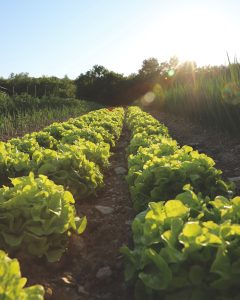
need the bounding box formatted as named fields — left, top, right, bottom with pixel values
left=0, top=0, right=240, bottom=79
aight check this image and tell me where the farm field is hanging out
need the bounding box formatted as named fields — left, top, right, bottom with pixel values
left=2, top=1, right=240, bottom=299
left=0, top=105, right=239, bottom=300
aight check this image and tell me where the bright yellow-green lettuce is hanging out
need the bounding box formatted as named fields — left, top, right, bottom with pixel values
left=126, top=107, right=233, bottom=212
left=0, top=142, right=31, bottom=180
left=0, top=250, right=44, bottom=300
left=31, top=148, right=104, bottom=198
left=0, top=107, right=124, bottom=199
left=0, top=173, right=86, bottom=262
left=122, top=189, right=240, bottom=300
left=123, top=107, right=238, bottom=299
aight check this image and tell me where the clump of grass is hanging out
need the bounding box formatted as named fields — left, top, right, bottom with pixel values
left=0, top=94, right=102, bottom=139
left=164, top=59, right=240, bottom=133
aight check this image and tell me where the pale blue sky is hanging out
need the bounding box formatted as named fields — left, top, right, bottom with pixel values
left=1, top=0, right=240, bottom=78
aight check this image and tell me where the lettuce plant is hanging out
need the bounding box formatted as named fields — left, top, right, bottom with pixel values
left=122, top=189, right=240, bottom=300
left=58, top=139, right=110, bottom=169
left=32, top=148, right=104, bottom=197
left=0, top=142, right=31, bottom=180
left=0, top=173, right=86, bottom=262
left=30, top=131, right=59, bottom=149
left=129, top=146, right=231, bottom=211
left=9, top=137, right=40, bottom=156
left=0, top=250, right=44, bottom=300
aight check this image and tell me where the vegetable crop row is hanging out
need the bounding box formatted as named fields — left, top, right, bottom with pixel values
left=122, top=107, right=239, bottom=300
left=0, top=107, right=124, bottom=300
left=1, top=107, right=124, bottom=197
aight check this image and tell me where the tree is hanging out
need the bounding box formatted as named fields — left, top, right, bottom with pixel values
left=86, top=65, right=109, bottom=78
left=75, top=65, right=125, bottom=105
left=138, top=58, right=160, bottom=76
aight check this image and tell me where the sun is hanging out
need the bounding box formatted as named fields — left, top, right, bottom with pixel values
left=159, top=8, right=235, bottom=66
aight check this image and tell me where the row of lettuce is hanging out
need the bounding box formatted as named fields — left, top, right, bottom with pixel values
left=122, top=107, right=239, bottom=300
left=0, top=107, right=124, bottom=299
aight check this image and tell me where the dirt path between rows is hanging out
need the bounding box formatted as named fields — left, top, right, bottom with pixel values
left=20, top=122, right=134, bottom=300
left=147, top=109, right=240, bottom=193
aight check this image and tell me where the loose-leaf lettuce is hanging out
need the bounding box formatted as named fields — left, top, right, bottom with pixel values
left=0, top=250, right=44, bottom=299
left=0, top=173, right=86, bottom=261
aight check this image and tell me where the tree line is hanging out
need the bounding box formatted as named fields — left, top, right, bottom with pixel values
left=0, top=73, right=76, bottom=98
left=1, top=57, right=237, bottom=106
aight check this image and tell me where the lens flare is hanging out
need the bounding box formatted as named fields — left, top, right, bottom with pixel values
left=141, top=92, right=155, bottom=106
left=222, top=82, right=240, bottom=105
left=168, top=69, right=175, bottom=77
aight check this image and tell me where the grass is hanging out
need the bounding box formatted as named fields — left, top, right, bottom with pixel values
left=163, top=61, right=240, bottom=132
left=0, top=94, right=102, bottom=139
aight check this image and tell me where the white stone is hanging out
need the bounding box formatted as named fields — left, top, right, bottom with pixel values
left=96, top=266, right=112, bottom=280
left=125, top=220, right=132, bottom=226
left=95, top=205, right=114, bottom=215
left=114, top=166, right=127, bottom=175
left=229, top=176, right=240, bottom=182
left=77, top=285, right=89, bottom=295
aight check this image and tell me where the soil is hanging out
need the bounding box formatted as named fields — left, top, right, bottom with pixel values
left=8, top=109, right=240, bottom=300
left=18, top=123, right=135, bottom=300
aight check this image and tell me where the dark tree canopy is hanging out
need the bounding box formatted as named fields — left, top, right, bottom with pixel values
left=1, top=56, right=219, bottom=107
left=138, top=58, right=160, bottom=76
left=0, top=73, right=76, bottom=98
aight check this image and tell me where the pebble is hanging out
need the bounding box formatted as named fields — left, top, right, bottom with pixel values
left=61, top=275, right=75, bottom=285
left=96, top=266, right=112, bottom=280
left=125, top=220, right=132, bottom=226
left=228, top=176, right=240, bottom=182
left=228, top=176, right=240, bottom=187
left=114, top=166, right=127, bottom=175
left=77, top=285, right=89, bottom=295
left=95, top=205, right=114, bottom=215
left=45, top=287, right=53, bottom=297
